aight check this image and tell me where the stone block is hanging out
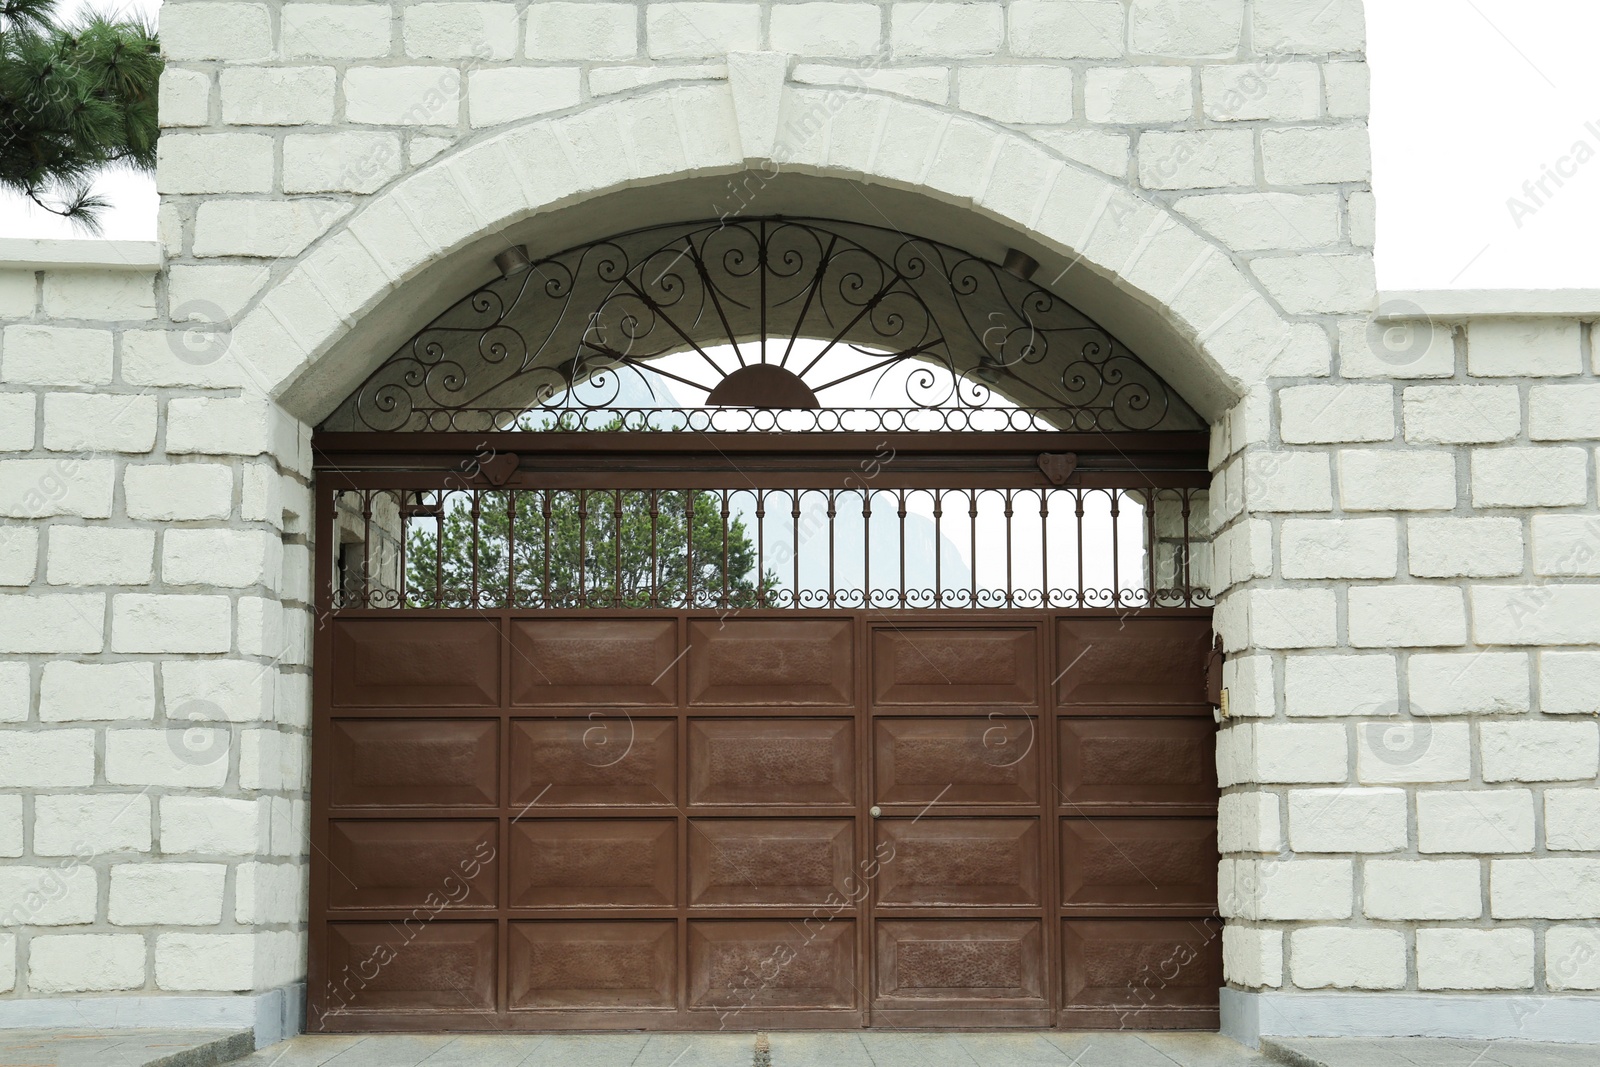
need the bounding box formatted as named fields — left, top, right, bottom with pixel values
left=40, top=272, right=156, bottom=321
left=647, top=3, right=763, bottom=58
left=960, top=66, right=1076, bottom=124
left=283, top=132, right=403, bottom=194
left=1407, top=518, right=1524, bottom=579
left=2, top=325, right=113, bottom=385
left=159, top=2, right=272, bottom=60
left=1008, top=1, right=1124, bottom=59
left=1282, top=653, right=1397, bottom=716
left=1402, top=385, right=1521, bottom=444
left=109, top=863, right=227, bottom=926
left=27, top=934, right=145, bottom=993
left=1279, top=518, right=1397, bottom=579
left=1472, top=447, right=1589, bottom=508
left=1417, top=789, right=1534, bottom=853
left=1417, top=928, right=1533, bottom=990
left=156, top=133, right=274, bottom=194
left=1138, top=129, right=1255, bottom=189
left=39, top=661, right=154, bottom=722
left=1468, top=318, right=1583, bottom=377
left=1260, top=125, right=1371, bottom=185
left=403, top=3, right=518, bottom=59
left=41, top=393, right=157, bottom=452
left=111, top=594, right=232, bottom=654
left=1085, top=66, right=1192, bottom=123
left=1480, top=721, right=1598, bottom=783
left=770, top=3, right=880, bottom=56
left=467, top=68, right=582, bottom=128
left=1287, top=787, right=1407, bottom=853
left=1363, top=859, right=1482, bottom=920
left=1337, top=449, right=1456, bottom=511
left=1407, top=652, right=1529, bottom=716
left=344, top=67, right=463, bottom=126
left=33, top=794, right=151, bottom=855
left=220, top=66, right=337, bottom=125
left=1289, top=928, right=1406, bottom=990
left=1348, top=586, right=1467, bottom=648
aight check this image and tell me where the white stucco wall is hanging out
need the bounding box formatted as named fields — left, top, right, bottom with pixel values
left=7, top=0, right=1598, bottom=1047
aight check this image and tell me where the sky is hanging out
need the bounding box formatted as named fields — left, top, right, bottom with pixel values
left=5, top=1, right=1600, bottom=291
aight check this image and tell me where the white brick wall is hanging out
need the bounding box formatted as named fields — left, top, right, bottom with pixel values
left=3, top=0, right=1598, bottom=1026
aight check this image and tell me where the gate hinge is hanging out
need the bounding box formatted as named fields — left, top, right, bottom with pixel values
left=1037, top=453, right=1078, bottom=485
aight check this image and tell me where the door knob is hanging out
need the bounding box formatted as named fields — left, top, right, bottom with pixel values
left=869, top=805, right=882, bottom=819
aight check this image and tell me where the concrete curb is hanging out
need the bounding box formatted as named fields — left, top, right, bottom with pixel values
left=145, top=1030, right=256, bottom=1067
left=1258, top=1039, right=1327, bottom=1067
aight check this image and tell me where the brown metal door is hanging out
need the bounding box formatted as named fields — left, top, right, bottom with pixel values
left=308, top=608, right=1217, bottom=1032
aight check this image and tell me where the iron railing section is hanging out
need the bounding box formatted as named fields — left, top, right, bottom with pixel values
left=329, top=485, right=1211, bottom=611
left=388, top=406, right=1164, bottom=434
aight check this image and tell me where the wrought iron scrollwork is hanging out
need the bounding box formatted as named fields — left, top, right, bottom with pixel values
left=321, top=217, right=1202, bottom=434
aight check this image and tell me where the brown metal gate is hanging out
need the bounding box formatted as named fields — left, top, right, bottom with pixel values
left=308, top=432, right=1220, bottom=1032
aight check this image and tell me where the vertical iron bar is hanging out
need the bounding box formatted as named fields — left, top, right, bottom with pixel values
left=720, top=491, right=731, bottom=609
left=579, top=490, right=589, bottom=607
left=650, top=490, right=660, bottom=608
left=432, top=492, right=442, bottom=608
left=506, top=490, right=517, bottom=609
left=1004, top=490, right=1014, bottom=607
left=756, top=492, right=766, bottom=608
left=791, top=492, right=801, bottom=606
left=1110, top=490, right=1122, bottom=609
left=759, top=219, right=767, bottom=365
left=1075, top=490, right=1085, bottom=609
left=1182, top=490, right=1194, bottom=607
left=685, top=491, right=695, bottom=609
left=862, top=490, right=871, bottom=609
left=827, top=492, right=837, bottom=608
left=898, top=491, right=907, bottom=608
left=469, top=491, right=481, bottom=608
left=541, top=490, right=552, bottom=609
left=933, top=490, right=943, bottom=607
left=396, top=492, right=408, bottom=608
left=1145, top=488, right=1157, bottom=607
left=614, top=489, right=623, bottom=608
left=360, top=491, right=372, bottom=608
left=968, top=490, right=978, bottom=609
left=1040, top=490, right=1050, bottom=610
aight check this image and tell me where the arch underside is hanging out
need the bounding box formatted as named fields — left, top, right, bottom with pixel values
left=319, top=217, right=1205, bottom=435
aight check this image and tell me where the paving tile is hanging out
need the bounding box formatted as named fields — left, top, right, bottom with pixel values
left=221, top=1035, right=363, bottom=1067
left=858, top=1031, right=984, bottom=1067
left=1134, top=1032, right=1275, bottom=1066
left=1042, top=1032, right=1186, bottom=1067
left=321, top=1035, right=455, bottom=1067
left=414, top=1035, right=550, bottom=1067
left=516, top=1034, right=650, bottom=1067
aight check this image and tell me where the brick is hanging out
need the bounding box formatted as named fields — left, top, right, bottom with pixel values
left=124, top=464, right=233, bottom=521
left=1348, top=586, right=1466, bottom=648
left=1340, top=315, right=1456, bottom=380
left=1280, top=518, right=1397, bottom=579
left=155, top=933, right=255, bottom=991
left=1547, top=927, right=1600, bottom=990
left=1492, top=859, right=1600, bottom=919
left=1357, top=722, right=1470, bottom=785
left=1251, top=722, right=1348, bottom=783
left=1338, top=450, right=1456, bottom=511
left=280, top=4, right=390, bottom=57
left=403, top=3, right=517, bottom=59
left=159, top=796, right=263, bottom=855
left=161, top=67, right=212, bottom=125
left=960, top=67, right=1076, bottom=124
left=110, top=864, right=227, bottom=926
left=1417, top=790, right=1534, bottom=853
left=1408, top=518, right=1524, bottom=579
left=166, top=397, right=277, bottom=457
left=220, top=66, right=336, bottom=126
left=343, top=67, right=464, bottom=126
left=1175, top=192, right=1340, bottom=251
left=39, top=661, right=155, bottom=722
left=40, top=273, right=157, bottom=321
left=165, top=661, right=275, bottom=723
left=1533, top=515, right=1600, bottom=576
left=236, top=861, right=304, bottom=924
left=647, top=3, right=763, bottom=58
left=1085, top=67, right=1192, bottom=124
left=1473, top=585, right=1600, bottom=646
left=163, top=529, right=281, bottom=589
left=1243, top=450, right=1332, bottom=511
left=42, top=393, right=157, bottom=452
left=0, top=271, right=33, bottom=318
left=106, top=727, right=230, bottom=788
left=1008, top=1, right=1124, bottom=59
left=1238, top=587, right=1337, bottom=649
left=0, top=795, right=18, bottom=857
left=1252, top=0, right=1365, bottom=54
left=0, top=393, right=35, bottom=450
left=1251, top=253, right=1375, bottom=316
left=1472, top=447, right=1589, bottom=508
left=1468, top=318, right=1583, bottom=377
left=159, top=2, right=272, bottom=60
left=0, top=595, right=104, bottom=655
left=1480, top=721, right=1598, bottom=783
left=526, top=2, right=637, bottom=59
left=1363, top=859, right=1481, bottom=920
left=0, top=864, right=96, bottom=925
left=1137, top=129, right=1255, bottom=189
left=467, top=68, right=582, bottom=128
left=1529, top=383, right=1600, bottom=441
left=156, top=134, right=274, bottom=194
left=1287, top=787, right=1407, bottom=852
left=111, top=594, right=231, bottom=654
left=1546, top=790, right=1600, bottom=851
left=2, top=325, right=113, bottom=385
left=1218, top=792, right=1281, bottom=853
left=193, top=199, right=350, bottom=258
left=1236, top=858, right=1352, bottom=920
left=280, top=132, right=402, bottom=196
left=1403, top=385, right=1521, bottom=445
left=1130, top=0, right=1242, bottom=57
left=587, top=63, right=727, bottom=96
left=1417, top=929, right=1533, bottom=990
left=1202, top=61, right=1322, bottom=121
left=1290, top=928, right=1406, bottom=990
left=1325, top=61, right=1369, bottom=117
left=770, top=3, right=880, bottom=56
left=27, top=934, right=145, bottom=992
left=33, top=794, right=151, bottom=855
left=1261, top=125, right=1370, bottom=185
left=1223, top=926, right=1282, bottom=988
left=1542, top=651, right=1600, bottom=714
left=793, top=64, right=951, bottom=106
left=0, top=527, right=38, bottom=585
left=1283, top=654, right=1396, bottom=717
left=1407, top=652, right=1528, bottom=716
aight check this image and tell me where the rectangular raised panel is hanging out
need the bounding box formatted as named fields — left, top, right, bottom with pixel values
left=508, top=922, right=675, bottom=1010
left=687, top=921, right=856, bottom=1010
left=1058, top=719, right=1217, bottom=810
left=688, top=719, right=854, bottom=807
left=510, top=820, right=676, bottom=908
left=687, top=619, right=854, bottom=706
left=1056, top=618, right=1211, bottom=712
left=688, top=819, right=854, bottom=907
left=327, top=821, right=498, bottom=910
left=329, top=719, right=498, bottom=808
left=331, top=618, right=500, bottom=707
left=324, top=922, right=496, bottom=1012
left=872, top=628, right=1037, bottom=706
left=1060, top=819, right=1217, bottom=910
left=875, top=920, right=1045, bottom=1006
left=875, top=819, right=1040, bottom=906
left=1062, top=919, right=1224, bottom=1009
left=511, top=619, right=678, bottom=705
left=874, top=718, right=1039, bottom=806
left=510, top=718, right=676, bottom=807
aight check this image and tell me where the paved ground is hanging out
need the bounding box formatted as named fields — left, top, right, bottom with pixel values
left=0, top=1028, right=251, bottom=1067
left=222, top=1032, right=1600, bottom=1067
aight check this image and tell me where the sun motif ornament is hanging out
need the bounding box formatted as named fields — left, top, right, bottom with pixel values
left=320, top=217, right=1202, bottom=435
